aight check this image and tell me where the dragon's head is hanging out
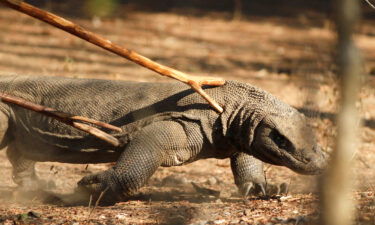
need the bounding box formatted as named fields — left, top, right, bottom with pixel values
left=250, top=109, right=327, bottom=175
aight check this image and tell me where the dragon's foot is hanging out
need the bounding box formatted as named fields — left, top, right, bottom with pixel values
left=239, top=182, right=289, bottom=197
left=76, top=169, right=123, bottom=205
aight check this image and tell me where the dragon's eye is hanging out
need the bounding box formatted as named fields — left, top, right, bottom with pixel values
left=270, top=130, right=290, bottom=149
left=275, top=135, right=288, bottom=149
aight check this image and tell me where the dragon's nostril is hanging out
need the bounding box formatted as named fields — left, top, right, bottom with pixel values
left=303, top=154, right=313, bottom=163
left=313, top=145, right=321, bottom=153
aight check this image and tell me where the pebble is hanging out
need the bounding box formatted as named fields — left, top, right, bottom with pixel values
left=360, top=192, right=368, bottom=198
left=115, top=213, right=127, bottom=220
left=27, top=211, right=41, bottom=218
left=243, top=209, right=252, bottom=216
left=279, top=195, right=292, bottom=201
left=213, top=219, right=226, bottom=224
left=256, top=69, right=268, bottom=78
left=215, top=198, right=223, bottom=204
left=206, top=177, right=218, bottom=185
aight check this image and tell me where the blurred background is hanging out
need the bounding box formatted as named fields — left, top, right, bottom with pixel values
left=0, top=0, right=374, bottom=224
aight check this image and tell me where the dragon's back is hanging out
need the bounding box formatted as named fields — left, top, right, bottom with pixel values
left=0, top=75, right=191, bottom=119
left=0, top=76, right=206, bottom=153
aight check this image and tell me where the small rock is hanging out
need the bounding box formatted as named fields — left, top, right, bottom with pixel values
left=243, top=209, right=252, bottom=216
left=115, top=213, right=126, bottom=220
left=213, top=219, right=226, bottom=224
left=360, top=192, right=367, bottom=198
left=92, top=16, right=102, bottom=28
left=215, top=198, right=223, bottom=204
left=256, top=69, right=268, bottom=78
left=27, top=211, right=41, bottom=218
left=279, top=195, right=292, bottom=201
left=206, top=177, right=218, bottom=185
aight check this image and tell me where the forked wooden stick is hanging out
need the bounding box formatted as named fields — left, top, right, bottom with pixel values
left=1, top=0, right=225, bottom=112
left=0, top=92, right=121, bottom=147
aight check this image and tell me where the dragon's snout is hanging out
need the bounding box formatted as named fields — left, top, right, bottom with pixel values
left=299, top=147, right=328, bottom=175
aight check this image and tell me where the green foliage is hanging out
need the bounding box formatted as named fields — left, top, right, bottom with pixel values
left=84, top=0, right=119, bottom=17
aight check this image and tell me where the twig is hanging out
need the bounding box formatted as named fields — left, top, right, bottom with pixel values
left=356, top=155, right=371, bottom=169
left=88, top=195, right=93, bottom=208
left=0, top=92, right=120, bottom=146
left=285, top=179, right=291, bottom=196
left=263, top=167, right=269, bottom=196
left=64, top=114, right=121, bottom=132
left=87, top=194, right=93, bottom=220
left=364, top=0, right=375, bottom=9
left=73, top=122, right=119, bottom=146
left=0, top=92, right=121, bottom=131
left=1, top=0, right=225, bottom=113
left=95, top=188, right=109, bottom=207
left=264, top=164, right=272, bottom=173
left=88, top=187, right=109, bottom=218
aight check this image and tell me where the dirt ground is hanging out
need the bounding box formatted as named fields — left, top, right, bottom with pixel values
left=0, top=2, right=374, bottom=225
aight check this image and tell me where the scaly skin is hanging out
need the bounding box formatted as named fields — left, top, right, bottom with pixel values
left=0, top=75, right=326, bottom=202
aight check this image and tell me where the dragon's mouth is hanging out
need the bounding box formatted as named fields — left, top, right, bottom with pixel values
left=252, top=145, right=326, bottom=175
left=281, top=149, right=326, bottom=175
left=251, top=148, right=283, bottom=166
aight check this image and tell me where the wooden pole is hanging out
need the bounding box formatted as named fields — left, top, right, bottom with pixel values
left=0, top=92, right=121, bottom=147
left=320, top=0, right=361, bottom=224
left=1, top=0, right=225, bottom=113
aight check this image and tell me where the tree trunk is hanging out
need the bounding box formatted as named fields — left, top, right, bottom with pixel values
left=320, top=0, right=362, bottom=225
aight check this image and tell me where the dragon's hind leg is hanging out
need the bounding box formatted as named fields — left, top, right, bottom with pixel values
left=6, top=144, right=42, bottom=191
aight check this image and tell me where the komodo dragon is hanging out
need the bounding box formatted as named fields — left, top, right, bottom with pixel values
left=0, top=75, right=326, bottom=201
